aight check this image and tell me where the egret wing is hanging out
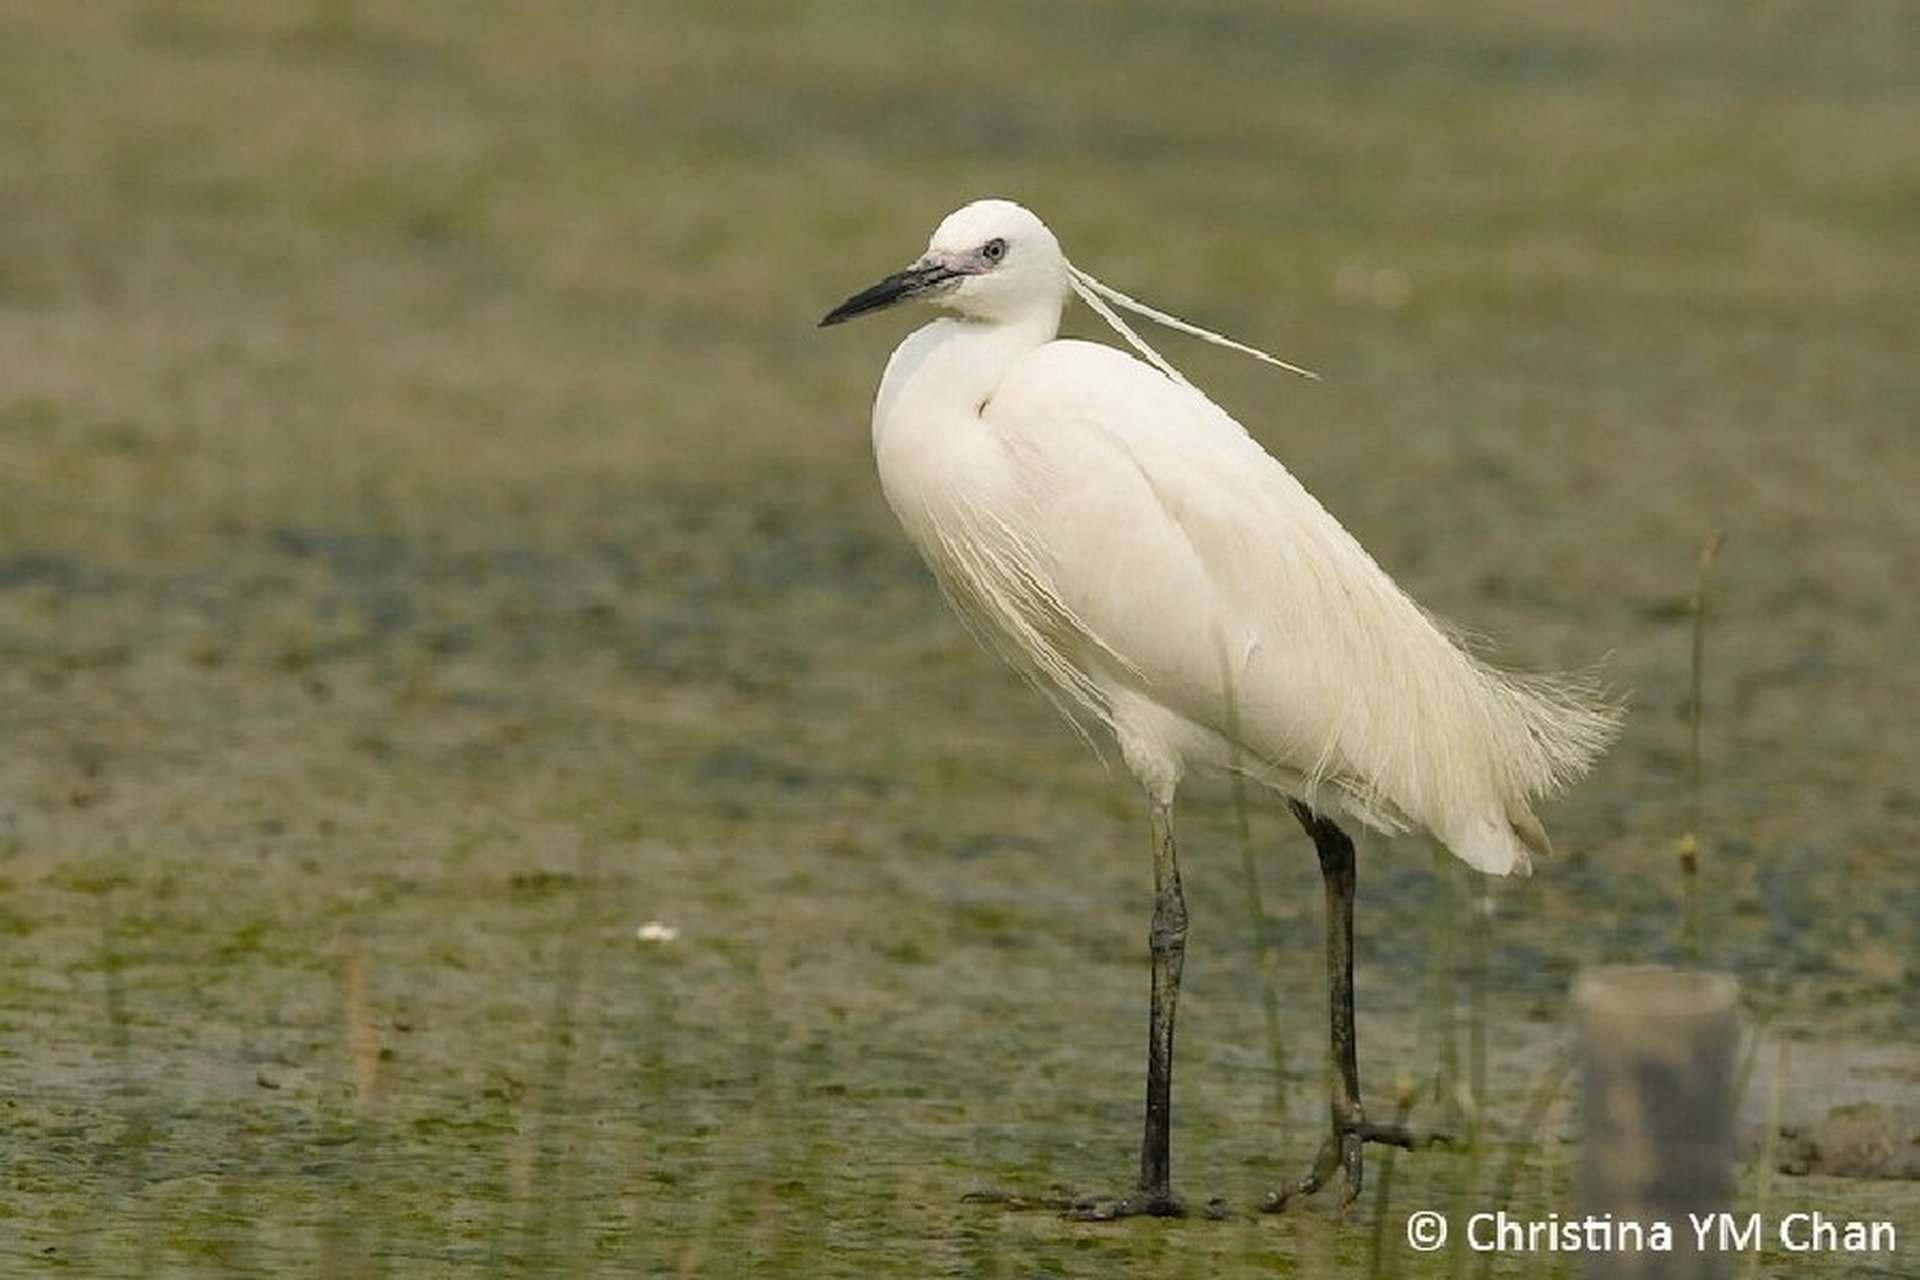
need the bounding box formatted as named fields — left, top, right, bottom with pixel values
left=984, top=339, right=1615, bottom=865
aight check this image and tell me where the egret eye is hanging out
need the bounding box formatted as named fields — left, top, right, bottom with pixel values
left=981, top=237, right=1008, bottom=264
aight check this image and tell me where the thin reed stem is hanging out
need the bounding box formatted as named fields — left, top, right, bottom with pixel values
left=1740, top=1038, right=1786, bottom=1280
left=1365, top=1078, right=1418, bottom=1280
left=1229, top=769, right=1292, bottom=1131
left=1216, top=630, right=1292, bottom=1134
left=94, top=889, right=158, bottom=1279
left=1680, top=529, right=1726, bottom=963
left=1478, top=1054, right=1574, bottom=1280
left=1423, top=848, right=1461, bottom=1124
left=522, top=843, right=602, bottom=1271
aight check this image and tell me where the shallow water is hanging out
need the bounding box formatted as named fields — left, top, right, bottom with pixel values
left=2, top=2, right=1915, bottom=1275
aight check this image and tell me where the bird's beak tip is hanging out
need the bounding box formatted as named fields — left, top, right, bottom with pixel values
left=819, top=261, right=961, bottom=331
left=817, top=301, right=867, bottom=328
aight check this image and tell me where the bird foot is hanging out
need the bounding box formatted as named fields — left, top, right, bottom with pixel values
left=1063, top=1188, right=1189, bottom=1221
left=963, top=1184, right=1228, bottom=1221
left=1262, top=1121, right=1454, bottom=1213
left=959, top=1184, right=1078, bottom=1213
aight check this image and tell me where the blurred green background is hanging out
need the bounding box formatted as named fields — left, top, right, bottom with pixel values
left=2, top=1, right=1914, bottom=1275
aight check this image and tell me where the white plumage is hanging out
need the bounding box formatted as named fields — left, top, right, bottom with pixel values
left=821, top=197, right=1619, bottom=1215
left=841, top=198, right=1614, bottom=876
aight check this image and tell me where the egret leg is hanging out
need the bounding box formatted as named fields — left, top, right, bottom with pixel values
left=1138, top=796, right=1188, bottom=1210
left=1266, top=802, right=1447, bottom=1212
left=1060, top=798, right=1189, bottom=1220
left=965, top=800, right=1230, bottom=1221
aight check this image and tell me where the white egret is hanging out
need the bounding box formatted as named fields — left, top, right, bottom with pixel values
left=821, top=198, right=1618, bottom=1217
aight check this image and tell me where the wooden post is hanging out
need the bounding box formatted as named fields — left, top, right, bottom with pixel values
left=1573, top=966, right=1740, bottom=1280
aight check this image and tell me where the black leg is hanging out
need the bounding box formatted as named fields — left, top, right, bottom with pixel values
left=1053, top=798, right=1190, bottom=1220
left=1267, top=802, right=1444, bottom=1212
left=966, top=798, right=1224, bottom=1222
left=1137, top=797, right=1187, bottom=1210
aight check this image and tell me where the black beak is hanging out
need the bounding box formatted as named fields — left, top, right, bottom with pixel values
left=819, top=262, right=962, bottom=327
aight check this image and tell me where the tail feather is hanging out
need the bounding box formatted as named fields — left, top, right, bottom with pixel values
left=1510, top=804, right=1553, bottom=864
left=1446, top=812, right=1532, bottom=877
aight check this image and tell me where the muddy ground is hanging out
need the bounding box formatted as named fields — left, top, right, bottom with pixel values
left=1, top=3, right=1914, bottom=1276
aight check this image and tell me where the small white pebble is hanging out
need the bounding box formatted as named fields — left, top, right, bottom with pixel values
left=636, top=921, right=680, bottom=944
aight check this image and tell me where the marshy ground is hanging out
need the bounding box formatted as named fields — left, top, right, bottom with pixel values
left=2, top=2, right=1914, bottom=1275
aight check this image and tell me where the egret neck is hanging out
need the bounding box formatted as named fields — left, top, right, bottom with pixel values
left=872, top=310, right=1059, bottom=537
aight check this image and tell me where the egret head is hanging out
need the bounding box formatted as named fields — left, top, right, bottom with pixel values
left=820, top=198, right=1066, bottom=328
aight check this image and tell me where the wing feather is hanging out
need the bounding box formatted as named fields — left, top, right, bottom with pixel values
left=981, top=339, right=1618, bottom=855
